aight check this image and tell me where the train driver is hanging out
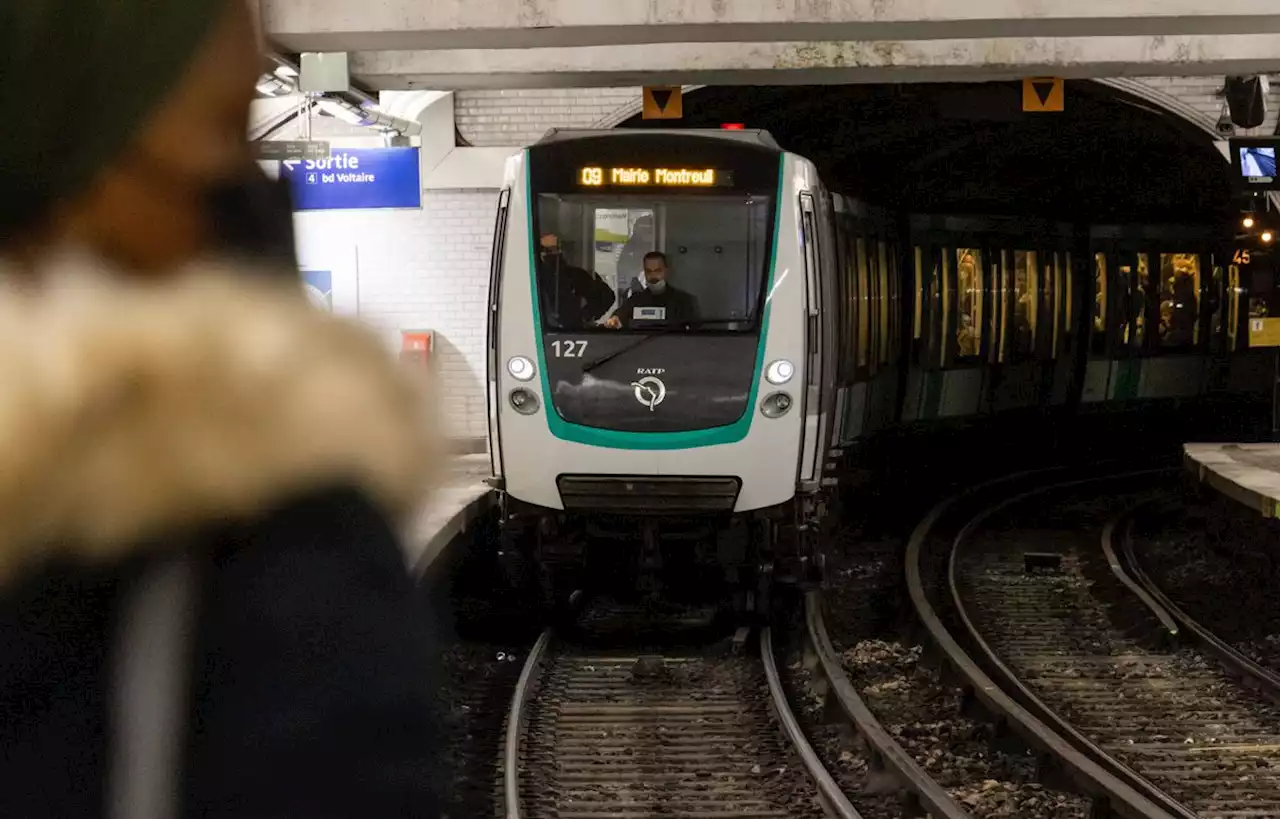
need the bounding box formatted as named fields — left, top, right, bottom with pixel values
left=605, top=251, right=700, bottom=329
left=537, top=233, right=616, bottom=328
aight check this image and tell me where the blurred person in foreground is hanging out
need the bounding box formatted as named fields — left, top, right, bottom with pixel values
left=0, top=2, right=445, bottom=818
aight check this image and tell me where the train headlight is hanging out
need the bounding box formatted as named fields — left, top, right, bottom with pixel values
left=760, top=391, right=794, bottom=418
left=507, top=356, right=536, bottom=382
left=765, top=359, right=795, bottom=385
left=509, top=388, right=541, bottom=415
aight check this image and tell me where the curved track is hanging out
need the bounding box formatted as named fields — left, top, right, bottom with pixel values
left=797, top=591, right=971, bottom=818
left=908, top=468, right=1280, bottom=818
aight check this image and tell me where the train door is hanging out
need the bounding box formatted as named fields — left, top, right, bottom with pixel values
left=903, top=215, right=989, bottom=423
left=1080, top=236, right=1118, bottom=405
left=981, top=219, right=1074, bottom=415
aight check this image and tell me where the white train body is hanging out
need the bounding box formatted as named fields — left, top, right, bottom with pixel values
left=485, top=129, right=838, bottom=603
left=488, top=130, right=834, bottom=514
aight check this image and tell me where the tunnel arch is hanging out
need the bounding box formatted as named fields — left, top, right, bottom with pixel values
left=601, top=81, right=1234, bottom=224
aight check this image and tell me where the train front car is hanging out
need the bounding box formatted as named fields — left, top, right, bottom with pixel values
left=487, top=129, right=832, bottom=614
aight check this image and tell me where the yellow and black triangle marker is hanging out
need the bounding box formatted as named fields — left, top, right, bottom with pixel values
left=643, top=86, right=683, bottom=120
left=1022, top=77, right=1064, bottom=112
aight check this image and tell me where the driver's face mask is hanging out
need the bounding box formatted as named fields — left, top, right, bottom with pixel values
left=647, top=278, right=667, bottom=295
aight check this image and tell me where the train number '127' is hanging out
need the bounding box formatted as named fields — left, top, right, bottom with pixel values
left=552, top=340, right=589, bottom=358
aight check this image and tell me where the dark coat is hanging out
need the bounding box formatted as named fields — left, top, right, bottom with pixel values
left=615, top=284, right=700, bottom=327
left=0, top=252, right=444, bottom=818
left=537, top=252, right=615, bottom=328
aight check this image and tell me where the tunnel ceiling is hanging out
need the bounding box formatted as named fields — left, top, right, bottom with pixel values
left=619, top=81, right=1233, bottom=226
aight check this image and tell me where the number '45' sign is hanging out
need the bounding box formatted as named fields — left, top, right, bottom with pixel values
left=1234, top=249, right=1252, bottom=265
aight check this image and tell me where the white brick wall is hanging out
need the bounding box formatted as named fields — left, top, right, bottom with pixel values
left=455, top=88, right=640, bottom=146
left=294, top=190, right=498, bottom=444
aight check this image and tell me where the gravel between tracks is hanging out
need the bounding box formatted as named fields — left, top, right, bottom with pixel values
left=823, top=536, right=1090, bottom=818
left=780, top=646, right=904, bottom=819
left=1136, top=502, right=1280, bottom=675
left=438, top=642, right=526, bottom=819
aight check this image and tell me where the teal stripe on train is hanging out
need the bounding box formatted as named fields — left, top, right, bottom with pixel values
left=524, top=151, right=786, bottom=450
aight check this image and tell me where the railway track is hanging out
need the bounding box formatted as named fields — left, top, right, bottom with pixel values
left=908, top=468, right=1280, bottom=819
left=501, top=600, right=858, bottom=819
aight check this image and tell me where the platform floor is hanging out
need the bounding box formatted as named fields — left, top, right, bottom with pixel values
left=403, top=453, right=493, bottom=574
left=1183, top=443, right=1280, bottom=518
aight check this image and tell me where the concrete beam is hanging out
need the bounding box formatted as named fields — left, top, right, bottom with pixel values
left=264, top=0, right=1280, bottom=52
left=350, top=36, right=1280, bottom=90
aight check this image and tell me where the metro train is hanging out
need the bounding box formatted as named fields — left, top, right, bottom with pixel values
left=483, top=127, right=1269, bottom=613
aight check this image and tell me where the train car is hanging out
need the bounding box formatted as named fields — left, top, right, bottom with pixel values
left=485, top=127, right=1270, bottom=614
left=485, top=129, right=841, bottom=612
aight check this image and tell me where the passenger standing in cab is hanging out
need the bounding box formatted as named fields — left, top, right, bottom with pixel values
left=0, top=2, right=447, bottom=818
left=537, top=233, right=616, bottom=328
left=606, top=251, right=700, bottom=329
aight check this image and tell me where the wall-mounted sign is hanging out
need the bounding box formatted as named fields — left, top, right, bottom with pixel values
left=1022, top=77, right=1064, bottom=112
left=642, top=86, right=682, bottom=120
left=254, top=140, right=330, bottom=161
left=282, top=147, right=422, bottom=211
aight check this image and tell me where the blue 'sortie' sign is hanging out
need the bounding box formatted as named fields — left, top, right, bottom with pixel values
left=282, top=148, right=421, bottom=211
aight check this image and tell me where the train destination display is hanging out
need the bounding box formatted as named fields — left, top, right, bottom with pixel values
left=578, top=166, right=732, bottom=187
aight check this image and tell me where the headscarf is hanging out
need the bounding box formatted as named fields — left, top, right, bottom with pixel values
left=0, top=0, right=228, bottom=235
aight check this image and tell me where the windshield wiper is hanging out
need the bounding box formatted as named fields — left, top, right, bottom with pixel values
left=580, top=319, right=742, bottom=374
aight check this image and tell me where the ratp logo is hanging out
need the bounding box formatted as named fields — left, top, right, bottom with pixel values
left=631, top=376, right=667, bottom=411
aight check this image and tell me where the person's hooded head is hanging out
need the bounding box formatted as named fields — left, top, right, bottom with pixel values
left=0, top=0, right=288, bottom=275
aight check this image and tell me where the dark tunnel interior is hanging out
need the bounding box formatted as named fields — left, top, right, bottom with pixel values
left=619, top=81, right=1235, bottom=227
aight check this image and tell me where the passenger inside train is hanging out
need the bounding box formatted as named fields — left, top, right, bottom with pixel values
left=536, top=232, right=616, bottom=328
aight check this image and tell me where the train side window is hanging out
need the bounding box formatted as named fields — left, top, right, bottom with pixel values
left=832, top=215, right=851, bottom=382
left=890, top=240, right=901, bottom=360
left=1013, top=250, right=1037, bottom=357
left=997, top=250, right=1011, bottom=363
left=867, top=237, right=881, bottom=373
left=1208, top=263, right=1224, bottom=354
left=938, top=247, right=952, bottom=367
left=890, top=244, right=901, bottom=361
left=956, top=248, right=982, bottom=360
left=987, top=250, right=1000, bottom=364
left=847, top=221, right=859, bottom=373
left=878, top=241, right=892, bottom=366
left=1091, top=253, right=1108, bottom=355
left=1228, top=263, right=1241, bottom=351
left=1134, top=253, right=1150, bottom=350
left=1064, top=252, right=1074, bottom=335
left=1040, top=253, right=1057, bottom=357
left=921, top=248, right=943, bottom=367
left=1158, top=253, right=1200, bottom=349
left=913, top=246, right=924, bottom=341
left=856, top=238, right=871, bottom=368
left=1050, top=253, right=1063, bottom=355
left=1117, top=259, right=1133, bottom=347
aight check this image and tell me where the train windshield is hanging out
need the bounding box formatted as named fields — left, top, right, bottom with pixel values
left=533, top=193, right=773, bottom=332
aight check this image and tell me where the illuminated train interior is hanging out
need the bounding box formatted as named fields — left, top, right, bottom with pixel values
left=605, top=81, right=1277, bottom=482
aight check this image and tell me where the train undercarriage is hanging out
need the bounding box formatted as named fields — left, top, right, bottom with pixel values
left=495, top=492, right=832, bottom=618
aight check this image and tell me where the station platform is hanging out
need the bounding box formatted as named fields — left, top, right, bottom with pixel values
left=1183, top=443, right=1280, bottom=518
left=404, top=453, right=493, bottom=575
